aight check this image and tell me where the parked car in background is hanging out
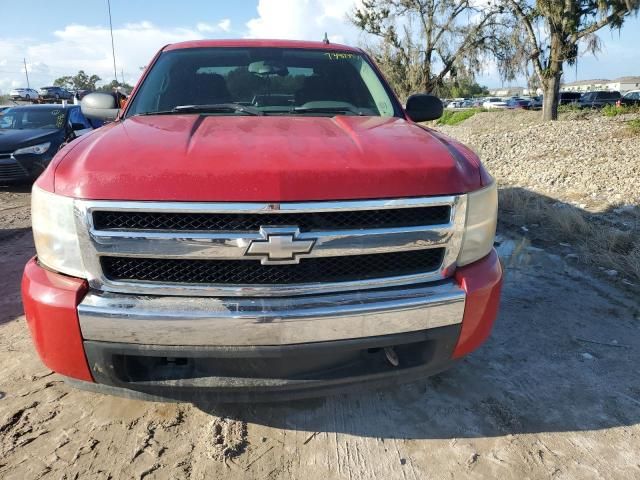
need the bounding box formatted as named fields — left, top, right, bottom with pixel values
left=0, top=104, right=94, bottom=183
left=558, top=92, right=581, bottom=105
left=529, top=96, right=542, bottom=110
left=73, top=89, right=93, bottom=101
left=579, top=91, right=621, bottom=109
left=616, top=90, right=640, bottom=107
left=38, top=86, right=74, bottom=101
left=9, top=88, right=40, bottom=101
left=482, top=97, right=507, bottom=109
left=506, top=98, right=531, bottom=109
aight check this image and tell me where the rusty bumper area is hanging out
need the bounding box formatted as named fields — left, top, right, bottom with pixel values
left=75, top=281, right=466, bottom=401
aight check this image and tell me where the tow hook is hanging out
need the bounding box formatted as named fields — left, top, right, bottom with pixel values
left=384, top=347, right=400, bottom=367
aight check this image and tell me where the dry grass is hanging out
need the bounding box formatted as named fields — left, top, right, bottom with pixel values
left=499, top=188, right=639, bottom=282
left=628, top=118, right=640, bottom=136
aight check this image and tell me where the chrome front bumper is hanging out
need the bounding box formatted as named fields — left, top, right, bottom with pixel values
left=78, top=280, right=466, bottom=347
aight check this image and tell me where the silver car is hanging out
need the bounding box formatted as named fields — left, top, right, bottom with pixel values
left=9, top=88, right=40, bottom=101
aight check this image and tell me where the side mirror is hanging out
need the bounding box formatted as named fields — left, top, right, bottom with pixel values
left=405, top=94, right=444, bottom=122
left=81, top=93, right=119, bottom=121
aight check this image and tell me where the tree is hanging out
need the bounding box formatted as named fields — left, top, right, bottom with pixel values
left=53, top=70, right=102, bottom=91
left=438, top=78, right=489, bottom=98
left=97, top=80, right=134, bottom=93
left=350, top=0, right=513, bottom=99
left=53, top=76, right=73, bottom=90
left=505, top=1, right=640, bottom=121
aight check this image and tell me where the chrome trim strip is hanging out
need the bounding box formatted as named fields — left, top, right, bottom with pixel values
left=78, top=281, right=466, bottom=346
left=74, top=195, right=467, bottom=297
left=88, top=225, right=453, bottom=259
left=84, top=196, right=457, bottom=214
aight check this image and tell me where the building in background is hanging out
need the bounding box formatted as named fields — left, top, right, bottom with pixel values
left=488, top=86, right=526, bottom=97
left=562, top=76, right=640, bottom=93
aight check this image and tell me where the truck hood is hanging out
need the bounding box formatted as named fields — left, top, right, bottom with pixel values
left=52, top=115, right=481, bottom=201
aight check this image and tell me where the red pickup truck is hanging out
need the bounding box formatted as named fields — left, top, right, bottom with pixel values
left=22, top=39, right=502, bottom=401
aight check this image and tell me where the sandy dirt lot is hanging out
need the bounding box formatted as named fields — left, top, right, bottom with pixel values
left=1, top=185, right=639, bottom=480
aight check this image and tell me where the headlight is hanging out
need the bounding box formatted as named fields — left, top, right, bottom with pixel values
left=32, top=185, right=85, bottom=277
left=458, top=180, right=498, bottom=266
left=14, top=142, right=51, bottom=155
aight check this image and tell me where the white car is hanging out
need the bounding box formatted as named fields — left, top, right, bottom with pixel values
left=9, top=88, right=39, bottom=101
left=482, top=97, right=508, bottom=109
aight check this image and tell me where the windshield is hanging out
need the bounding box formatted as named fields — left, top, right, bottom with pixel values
left=126, top=47, right=399, bottom=117
left=0, top=108, right=67, bottom=130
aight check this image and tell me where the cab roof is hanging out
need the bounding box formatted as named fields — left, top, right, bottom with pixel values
left=6, top=104, right=78, bottom=111
left=163, top=39, right=363, bottom=53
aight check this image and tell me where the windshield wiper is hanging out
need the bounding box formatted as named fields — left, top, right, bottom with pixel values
left=290, top=106, right=365, bottom=116
left=136, top=103, right=263, bottom=116
left=174, top=103, right=264, bottom=116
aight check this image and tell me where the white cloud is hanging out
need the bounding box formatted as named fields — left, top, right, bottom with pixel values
left=197, top=19, right=232, bottom=33
left=246, top=0, right=362, bottom=44
left=218, top=19, right=232, bottom=32
left=0, top=21, right=229, bottom=94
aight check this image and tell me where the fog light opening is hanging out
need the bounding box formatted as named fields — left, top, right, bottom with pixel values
left=384, top=347, right=400, bottom=367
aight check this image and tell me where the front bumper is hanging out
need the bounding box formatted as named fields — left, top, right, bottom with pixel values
left=22, top=250, right=503, bottom=401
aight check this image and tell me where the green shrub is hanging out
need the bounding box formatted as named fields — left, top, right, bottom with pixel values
left=602, top=104, right=640, bottom=117
left=437, top=108, right=483, bottom=126
left=558, top=104, right=581, bottom=113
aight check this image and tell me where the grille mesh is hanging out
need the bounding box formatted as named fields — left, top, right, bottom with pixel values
left=101, top=249, right=445, bottom=285
left=93, top=206, right=451, bottom=232
left=0, top=161, right=28, bottom=179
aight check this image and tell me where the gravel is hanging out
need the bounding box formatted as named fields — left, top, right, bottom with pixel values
left=436, top=110, right=640, bottom=207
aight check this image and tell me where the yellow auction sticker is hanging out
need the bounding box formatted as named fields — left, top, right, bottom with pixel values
left=325, top=52, right=355, bottom=60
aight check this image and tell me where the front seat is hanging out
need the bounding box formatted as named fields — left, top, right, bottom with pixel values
left=159, top=70, right=233, bottom=109
left=191, top=72, right=232, bottom=104
left=295, top=75, right=338, bottom=105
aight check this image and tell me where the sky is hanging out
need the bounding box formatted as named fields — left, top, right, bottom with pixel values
left=1, top=0, right=639, bottom=94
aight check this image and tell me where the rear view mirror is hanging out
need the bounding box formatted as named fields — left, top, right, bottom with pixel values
left=71, top=122, right=86, bottom=131
left=248, top=60, right=289, bottom=77
left=405, top=94, right=444, bottom=122
left=81, top=93, right=119, bottom=121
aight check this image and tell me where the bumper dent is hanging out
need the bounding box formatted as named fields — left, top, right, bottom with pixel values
left=453, top=249, right=503, bottom=358
left=77, top=282, right=466, bottom=346
left=21, top=258, right=93, bottom=382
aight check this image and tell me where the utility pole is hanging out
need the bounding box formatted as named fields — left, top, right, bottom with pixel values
left=121, top=69, right=125, bottom=85
left=107, top=0, right=118, bottom=84
left=23, top=58, right=30, bottom=88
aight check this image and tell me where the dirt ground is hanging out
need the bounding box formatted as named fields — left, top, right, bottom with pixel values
left=1, top=186, right=639, bottom=480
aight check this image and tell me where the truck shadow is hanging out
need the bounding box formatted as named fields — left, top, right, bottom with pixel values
left=193, top=189, right=639, bottom=439
left=0, top=227, right=33, bottom=325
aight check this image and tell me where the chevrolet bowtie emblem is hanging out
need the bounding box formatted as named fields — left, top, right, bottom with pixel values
left=245, top=227, right=316, bottom=265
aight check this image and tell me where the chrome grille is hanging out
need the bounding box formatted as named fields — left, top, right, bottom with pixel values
left=101, top=249, right=445, bottom=285
left=75, top=196, right=467, bottom=297
left=92, top=206, right=451, bottom=232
